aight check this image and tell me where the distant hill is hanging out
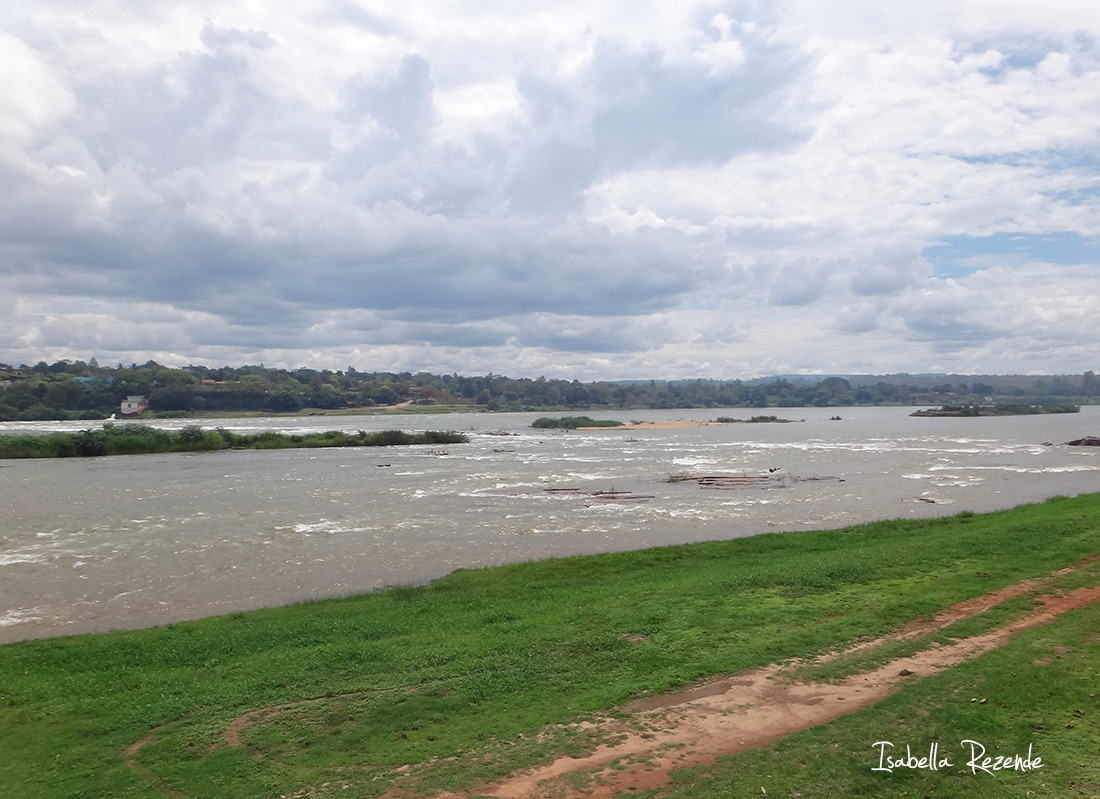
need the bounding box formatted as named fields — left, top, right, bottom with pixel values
left=2, top=360, right=1098, bottom=420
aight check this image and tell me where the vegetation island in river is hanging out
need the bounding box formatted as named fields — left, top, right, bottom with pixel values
left=0, top=423, right=468, bottom=459
left=531, top=414, right=800, bottom=429
left=910, top=402, right=1081, bottom=417
left=531, top=416, right=624, bottom=429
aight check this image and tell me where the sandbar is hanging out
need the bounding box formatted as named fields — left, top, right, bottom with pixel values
left=577, top=420, right=723, bottom=430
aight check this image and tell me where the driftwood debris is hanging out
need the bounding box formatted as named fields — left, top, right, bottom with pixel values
left=1066, top=435, right=1100, bottom=446
left=668, top=473, right=790, bottom=490
left=698, top=475, right=785, bottom=490
left=544, top=487, right=656, bottom=504
left=667, top=472, right=845, bottom=489
left=584, top=495, right=656, bottom=505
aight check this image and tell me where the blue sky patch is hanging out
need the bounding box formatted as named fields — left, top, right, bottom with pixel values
left=922, top=232, right=1100, bottom=278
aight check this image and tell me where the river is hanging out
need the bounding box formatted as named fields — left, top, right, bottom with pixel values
left=1, top=406, right=1097, bottom=642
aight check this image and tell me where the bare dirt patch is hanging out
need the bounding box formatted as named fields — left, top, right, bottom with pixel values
left=380, top=401, right=415, bottom=411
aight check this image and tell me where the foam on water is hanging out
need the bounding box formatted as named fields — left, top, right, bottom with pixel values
left=0, top=553, right=46, bottom=566
left=2, top=406, right=1098, bottom=641
left=0, top=608, right=47, bottom=627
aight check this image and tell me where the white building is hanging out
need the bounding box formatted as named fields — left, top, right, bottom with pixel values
left=120, top=395, right=148, bottom=416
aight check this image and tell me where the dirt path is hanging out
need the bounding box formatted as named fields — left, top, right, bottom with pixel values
left=428, top=565, right=1100, bottom=799
left=380, top=400, right=414, bottom=411
left=125, top=559, right=1100, bottom=799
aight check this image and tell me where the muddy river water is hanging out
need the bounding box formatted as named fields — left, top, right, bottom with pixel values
left=2, top=406, right=1097, bottom=642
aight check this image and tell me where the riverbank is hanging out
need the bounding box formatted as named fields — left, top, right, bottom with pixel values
left=113, top=401, right=483, bottom=420
left=2, top=493, right=1097, bottom=798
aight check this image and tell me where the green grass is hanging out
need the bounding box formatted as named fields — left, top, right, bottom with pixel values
left=0, top=424, right=468, bottom=459
left=0, top=494, right=1097, bottom=798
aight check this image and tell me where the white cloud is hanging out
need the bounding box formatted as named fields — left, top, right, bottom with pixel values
left=0, top=32, right=76, bottom=144
left=1, top=1, right=1099, bottom=378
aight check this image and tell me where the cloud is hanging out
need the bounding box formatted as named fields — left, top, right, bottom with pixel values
left=849, top=244, right=930, bottom=296
left=1, top=1, right=1099, bottom=378
left=338, top=54, right=437, bottom=144
left=766, top=257, right=837, bottom=306
left=0, top=32, right=76, bottom=144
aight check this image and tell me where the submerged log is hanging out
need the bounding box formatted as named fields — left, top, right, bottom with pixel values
left=583, top=494, right=656, bottom=505
left=544, top=487, right=656, bottom=504
left=668, top=473, right=790, bottom=489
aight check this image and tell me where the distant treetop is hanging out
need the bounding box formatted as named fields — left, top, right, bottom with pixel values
left=1, top=360, right=1098, bottom=421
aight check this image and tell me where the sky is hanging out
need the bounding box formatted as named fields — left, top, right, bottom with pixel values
left=2, top=1, right=1099, bottom=380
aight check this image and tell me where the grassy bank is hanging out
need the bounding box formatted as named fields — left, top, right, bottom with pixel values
left=0, top=494, right=1097, bottom=798
left=0, top=424, right=468, bottom=459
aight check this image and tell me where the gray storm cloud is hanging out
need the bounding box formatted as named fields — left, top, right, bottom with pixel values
left=1, top=2, right=1099, bottom=377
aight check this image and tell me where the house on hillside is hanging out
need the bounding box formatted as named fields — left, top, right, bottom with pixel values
left=0, top=364, right=28, bottom=383
left=120, top=395, right=148, bottom=416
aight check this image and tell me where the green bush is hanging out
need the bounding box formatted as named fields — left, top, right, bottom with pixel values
left=74, top=429, right=107, bottom=456
left=370, top=429, right=414, bottom=446
left=421, top=430, right=468, bottom=444
left=531, top=416, right=623, bottom=429
left=177, top=425, right=205, bottom=446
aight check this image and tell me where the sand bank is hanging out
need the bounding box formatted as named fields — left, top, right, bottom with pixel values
left=577, top=420, right=723, bottom=430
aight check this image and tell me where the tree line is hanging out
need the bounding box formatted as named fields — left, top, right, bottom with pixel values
left=1, top=359, right=1098, bottom=421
